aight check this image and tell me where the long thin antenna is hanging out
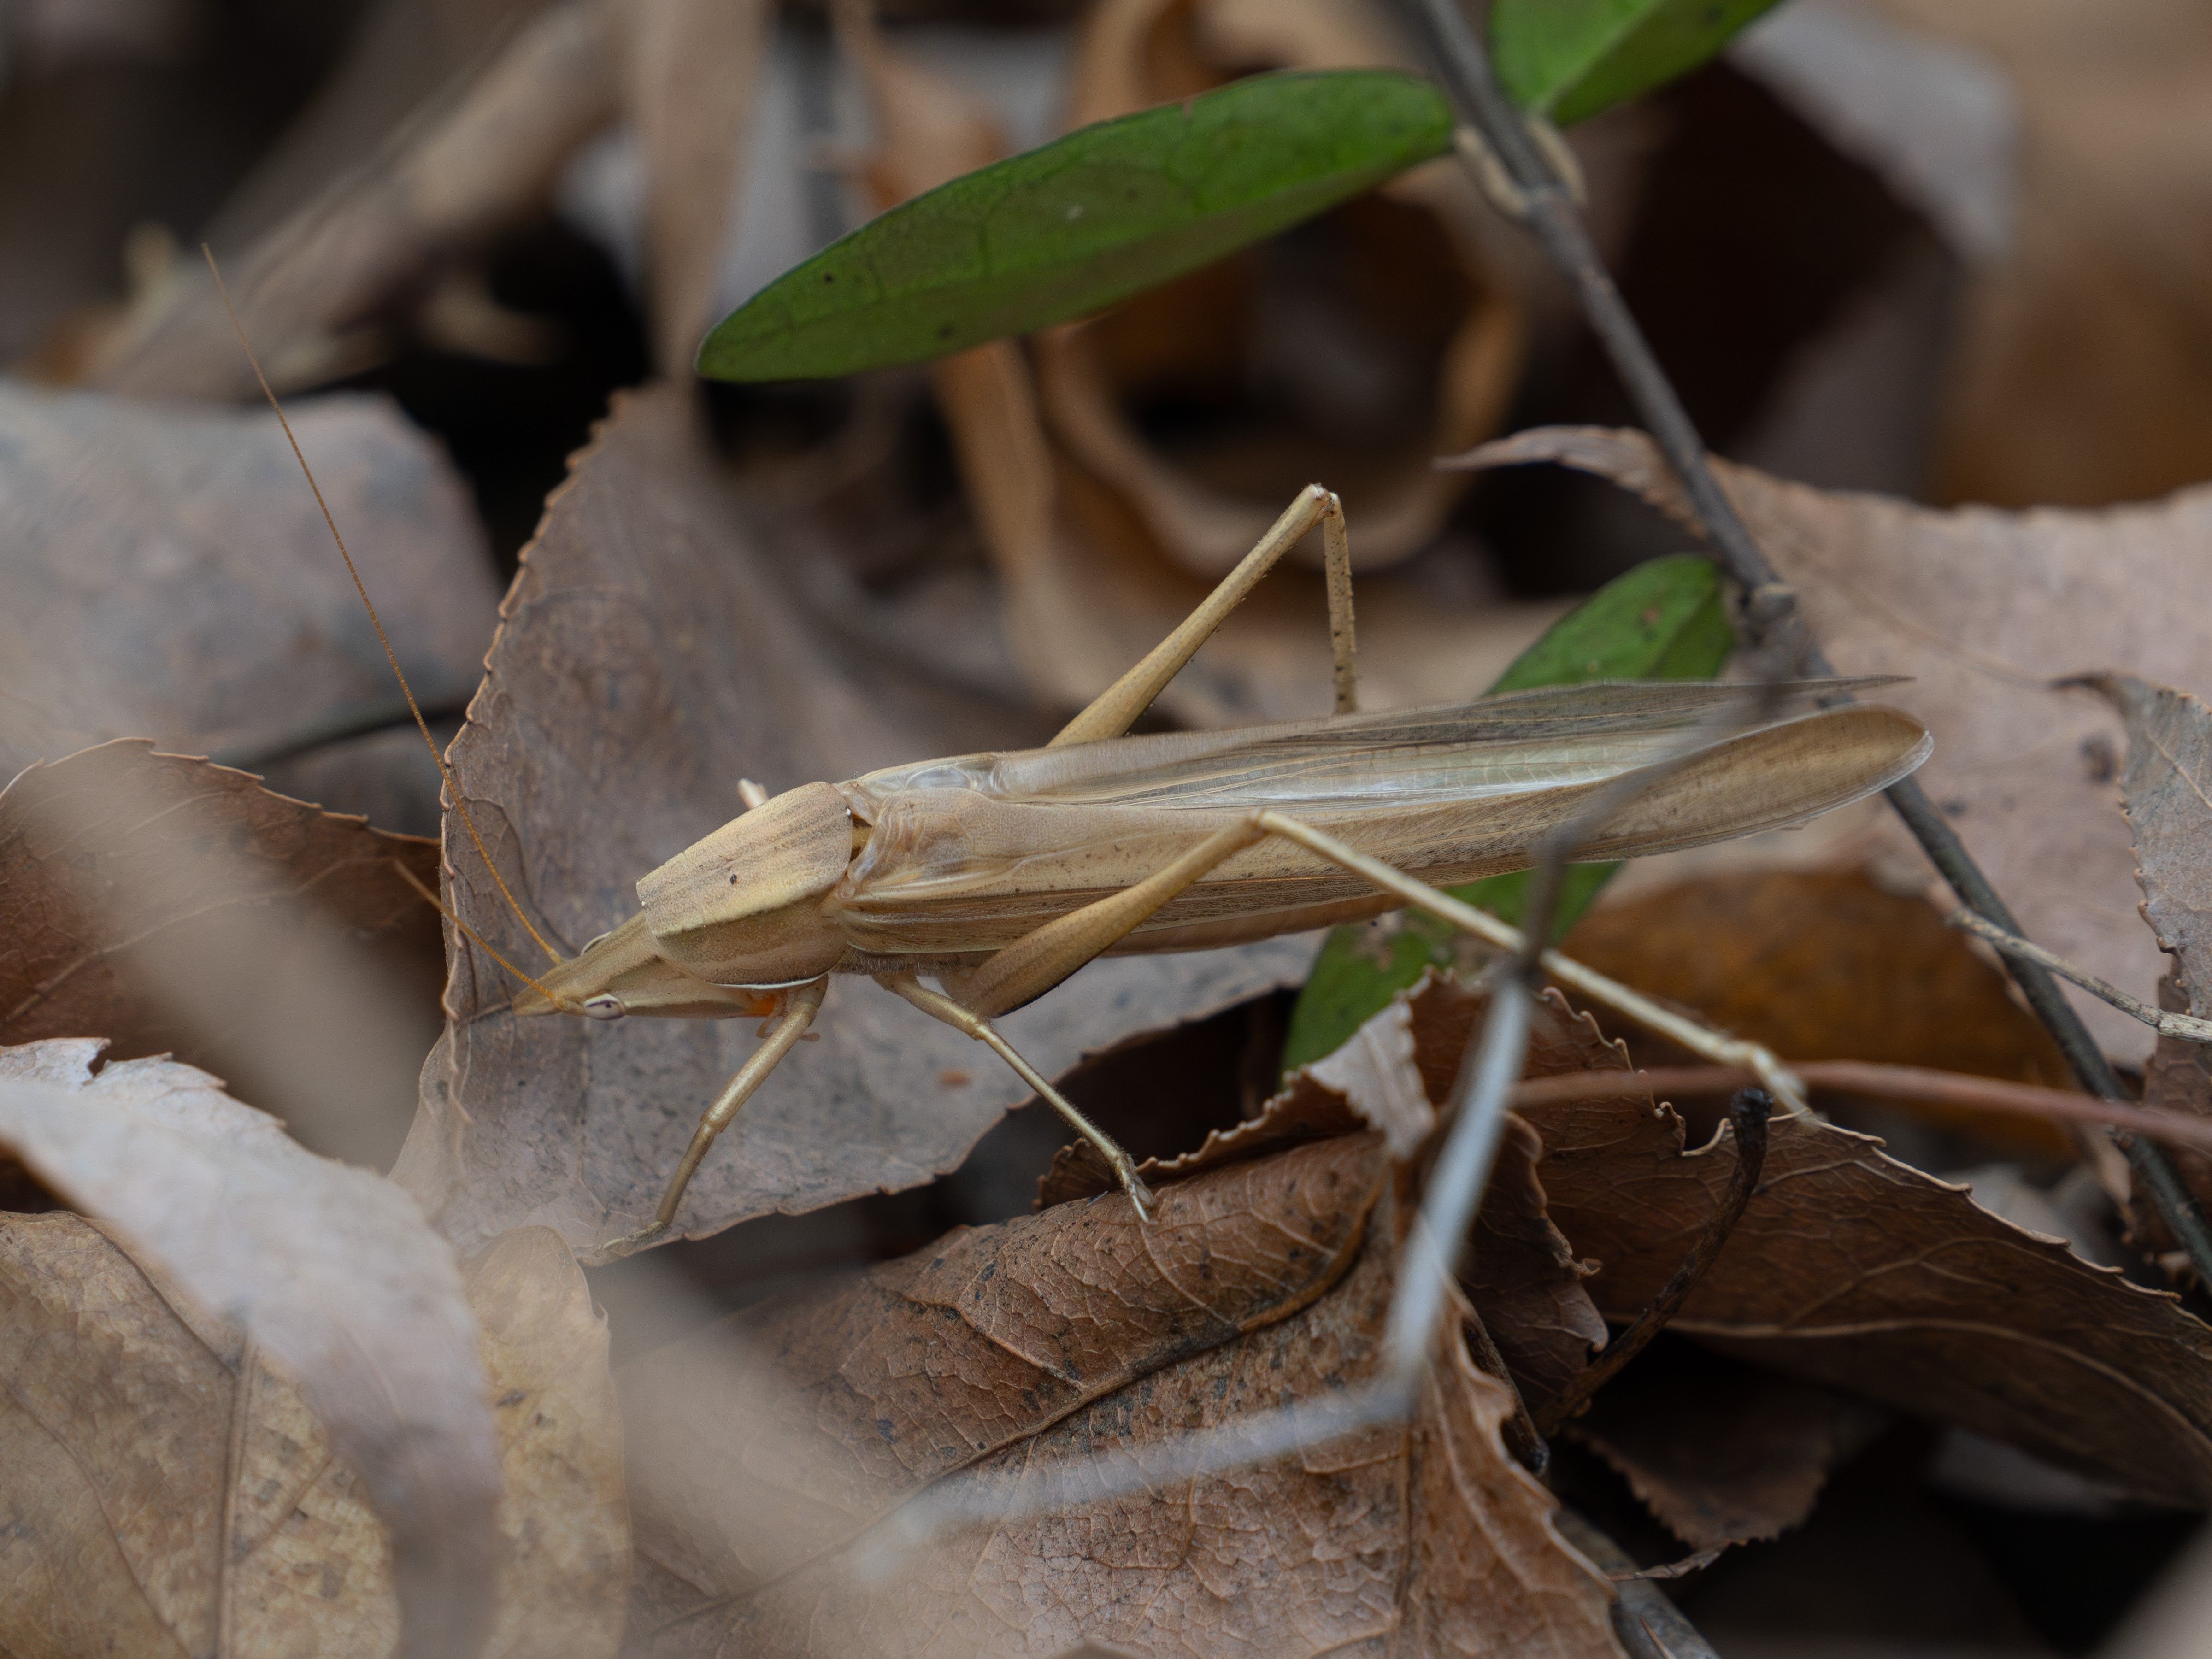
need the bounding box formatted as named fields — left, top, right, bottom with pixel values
left=203, top=244, right=566, bottom=971
left=391, top=861, right=574, bottom=1014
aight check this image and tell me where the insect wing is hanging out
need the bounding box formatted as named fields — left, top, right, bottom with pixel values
left=830, top=682, right=1928, bottom=956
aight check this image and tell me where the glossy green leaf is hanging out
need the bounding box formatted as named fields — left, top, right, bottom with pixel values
left=1491, top=0, right=1788, bottom=126
left=697, top=70, right=1453, bottom=383
left=1280, top=554, right=1733, bottom=1074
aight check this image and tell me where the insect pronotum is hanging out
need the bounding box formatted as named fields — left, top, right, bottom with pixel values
left=207, top=256, right=1932, bottom=1254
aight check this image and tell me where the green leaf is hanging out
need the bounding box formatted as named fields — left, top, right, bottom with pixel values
left=697, top=70, right=1453, bottom=383
left=1278, top=555, right=1733, bottom=1074
left=1491, top=0, right=1788, bottom=126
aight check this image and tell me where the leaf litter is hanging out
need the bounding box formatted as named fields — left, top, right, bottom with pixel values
left=620, top=1096, right=1619, bottom=1657
left=397, top=384, right=1318, bottom=1262
left=0, top=1042, right=509, bottom=1658
left=12, top=8, right=2212, bottom=1649
left=0, top=1211, right=627, bottom=1659
left=0, top=382, right=499, bottom=799
left=0, top=740, right=445, bottom=1170
left=2094, top=675, right=2212, bottom=1240
left=1457, top=423, right=2212, bottom=1061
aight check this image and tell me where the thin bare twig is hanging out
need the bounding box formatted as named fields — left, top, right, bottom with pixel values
left=1536, top=1088, right=1771, bottom=1435
left=1948, top=909, right=2212, bottom=1043
left=1508, top=1062, right=2212, bottom=1156
left=1392, top=0, right=2212, bottom=1282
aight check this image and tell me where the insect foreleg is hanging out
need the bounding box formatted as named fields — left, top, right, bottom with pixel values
left=1049, top=483, right=1358, bottom=747
left=877, top=973, right=1156, bottom=1218
left=607, top=977, right=830, bottom=1254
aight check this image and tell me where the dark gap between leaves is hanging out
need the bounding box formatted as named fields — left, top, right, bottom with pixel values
left=332, top=215, right=653, bottom=577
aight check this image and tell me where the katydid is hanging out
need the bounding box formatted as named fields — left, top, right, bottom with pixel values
left=207, top=258, right=1927, bottom=1251
left=503, top=484, right=1926, bottom=1245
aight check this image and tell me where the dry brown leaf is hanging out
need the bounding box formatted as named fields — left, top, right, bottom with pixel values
left=0, top=1040, right=502, bottom=1658
left=1869, top=0, right=2212, bottom=508
left=1459, top=424, right=2212, bottom=1060
left=396, top=385, right=1318, bottom=1262
left=620, top=1143, right=1620, bottom=1658
left=1562, top=867, right=2077, bottom=1157
left=1043, top=982, right=1608, bottom=1411
left=1386, top=977, right=2212, bottom=1506
left=0, top=1212, right=627, bottom=1659
left=1570, top=1339, right=1887, bottom=1549
left=2143, top=973, right=2212, bottom=1237
left=0, top=381, right=499, bottom=790
left=619, top=0, right=776, bottom=376
left=622, top=1134, right=1386, bottom=1600
left=0, top=741, right=444, bottom=1168
left=848, top=12, right=1566, bottom=728
left=79, top=0, right=619, bottom=398
left=1048, top=0, right=1523, bottom=577
left=2094, top=677, right=2212, bottom=1228
left=2096, top=676, right=2212, bottom=1017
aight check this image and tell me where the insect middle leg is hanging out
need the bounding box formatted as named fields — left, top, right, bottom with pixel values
left=876, top=972, right=1156, bottom=1217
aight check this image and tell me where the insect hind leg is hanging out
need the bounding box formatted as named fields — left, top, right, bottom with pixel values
left=1048, top=485, right=1358, bottom=748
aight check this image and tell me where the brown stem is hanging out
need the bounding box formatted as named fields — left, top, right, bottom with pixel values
left=1536, top=1088, right=1771, bottom=1435
left=1508, top=1062, right=2212, bottom=1156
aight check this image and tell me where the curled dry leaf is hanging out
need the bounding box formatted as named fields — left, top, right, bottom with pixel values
left=0, top=1214, right=627, bottom=1659
left=0, top=382, right=499, bottom=789
left=1569, top=1339, right=1888, bottom=1549
left=850, top=8, right=1564, bottom=728
left=0, top=1041, right=502, bottom=1659
left=0, top=741, right=443, bottom=1169
left=2094, top=675, right=2212, bottom=1015
left=1387, top=975, right=2212, bottom=1507
left=1458, top=424, right=2212, bottom=1059
left=397, top=385, right=1317, bottom=1261
left=80, top=0, right=620, bottom=398
left=2143, top=971, right=2212, bottom=1235
left=1042, top=982, right=1608, bottom=1411
left=1562, top=867, right=2077, bottom=1157
left=623, top=1134, right=1386, bottom=1603
left=621, top=1138, right=1620, bottom=1658
left=2093, top=676, right=2212, bottom=1224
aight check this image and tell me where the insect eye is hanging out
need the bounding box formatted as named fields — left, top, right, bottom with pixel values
left=581, top=994, right=627, bottom=1022
left=580, top=929, right=616, bottom=954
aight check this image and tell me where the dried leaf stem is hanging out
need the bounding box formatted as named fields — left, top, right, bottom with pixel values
left=1393, top=0, right=2212, bottom=1281
left=1536, top=1088, right=1771, bottom=1435
left=1511, top=1062, right=2212, bottom=1155
left=1948, top=907, right=2212, bottom=1042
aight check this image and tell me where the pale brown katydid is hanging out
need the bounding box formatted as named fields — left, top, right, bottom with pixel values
left=206, top=259, right=1930, bottom=1255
